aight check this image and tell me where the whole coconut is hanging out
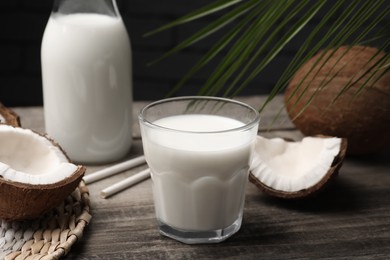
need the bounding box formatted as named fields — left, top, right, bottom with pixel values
left=285, top=46, right=390, bottom=155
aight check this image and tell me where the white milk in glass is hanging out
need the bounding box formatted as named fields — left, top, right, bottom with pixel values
left=143, top=114, right=253, bottom=231
left=41, top=13, right=132, bottom=163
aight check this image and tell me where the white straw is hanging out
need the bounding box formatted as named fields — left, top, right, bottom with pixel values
left=83, top=155, right=146, bottom=184
left=100, top=168, right=150, bottom=199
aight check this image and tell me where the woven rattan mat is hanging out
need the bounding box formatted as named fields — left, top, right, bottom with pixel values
left=0, top=181, right=91, bottom=260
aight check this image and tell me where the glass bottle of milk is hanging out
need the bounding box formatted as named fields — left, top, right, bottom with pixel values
left=41, top=0, right=132, bottom=163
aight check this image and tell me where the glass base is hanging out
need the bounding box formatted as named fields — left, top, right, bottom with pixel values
left=157, top=215, right=243, bottom=244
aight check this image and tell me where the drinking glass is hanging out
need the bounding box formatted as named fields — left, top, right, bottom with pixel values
left=139, top=96, right=260, bottom=244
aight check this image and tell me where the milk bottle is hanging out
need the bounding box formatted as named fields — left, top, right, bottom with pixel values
left=41, top=0, right=132, bottom=163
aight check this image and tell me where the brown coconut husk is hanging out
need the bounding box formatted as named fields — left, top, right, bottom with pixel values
left=0, top=102, right=21, bottom=127
left=285, top=45, right=390, bottom=155
left=0, top=166, right=85, bottom=221
left=0, top=125, right=85, bottom=221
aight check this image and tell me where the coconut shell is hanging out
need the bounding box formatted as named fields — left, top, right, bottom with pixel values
left=0, top=102, right=21, bottom=127
left=249, top=137, right=348, bottom=199
left=0, top=126, right=86, bottom=221
left=0, top=166, right=85, bottom=221
left=285, top=45, right=390, bottom=155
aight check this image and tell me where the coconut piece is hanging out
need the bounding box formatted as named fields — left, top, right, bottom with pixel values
left=0, top=124, right=85, bottom=220
left=249, top=135, right=347, bottom=199
left=0, top=102, right=20, bottom=127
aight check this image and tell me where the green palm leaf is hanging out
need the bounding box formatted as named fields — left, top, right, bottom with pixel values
left=143, top=0, right=244, bottom=37
left=146, top=0, right=390, bottom=121
left=146, top=0, right=259, bottom=66
left=285, top=0, right=389, bottom=119
left=165, top=1, right=268, bottom=97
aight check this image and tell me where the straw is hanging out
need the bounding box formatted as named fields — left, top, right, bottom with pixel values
left=83, top=155, right=146, bottom=184
left=100, top=168, right=150, bottom=198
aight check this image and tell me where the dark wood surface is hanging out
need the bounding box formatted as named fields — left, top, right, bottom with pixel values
left=13, top=96, right=390, bottom=259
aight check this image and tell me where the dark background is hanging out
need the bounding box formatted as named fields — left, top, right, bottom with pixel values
left=0, top=1, right=388, bottom=107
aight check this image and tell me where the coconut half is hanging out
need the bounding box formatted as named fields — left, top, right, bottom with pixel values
left=249, top=135, right=347, bottom=199
left=0, top=124, right=85, bottom=220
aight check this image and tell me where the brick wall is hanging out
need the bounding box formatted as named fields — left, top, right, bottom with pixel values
left=0, top=1, right=388, bottom=106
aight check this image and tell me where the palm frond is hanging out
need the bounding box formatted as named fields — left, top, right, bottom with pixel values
left=165, top=1, right=268, bottom=97
left=147, top=0, right=258, bottom=66
left=143, top=0, right=244, bottom=37
left=146, top=0, right=390, bottom=120
left=224, top=0, right=326, bottom=98
left=285, top=0, right=389, bottom=118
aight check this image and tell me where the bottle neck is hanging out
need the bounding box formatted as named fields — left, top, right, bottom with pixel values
left=52, top=0, right=120, bottom=17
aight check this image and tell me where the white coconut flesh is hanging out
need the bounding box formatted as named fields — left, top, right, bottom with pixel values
left=0, top=125, right=78, bottom=185
left=251, top=136, right=342, bottom=192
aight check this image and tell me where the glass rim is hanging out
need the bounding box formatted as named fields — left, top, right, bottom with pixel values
left=138, top=96, right=260, bottom=134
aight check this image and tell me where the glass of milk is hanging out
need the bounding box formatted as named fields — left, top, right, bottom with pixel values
left=139, top=96, right=260, bottom=244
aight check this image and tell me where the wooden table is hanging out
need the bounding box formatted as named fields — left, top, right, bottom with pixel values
left=13, top=96, right=390, bottom=259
